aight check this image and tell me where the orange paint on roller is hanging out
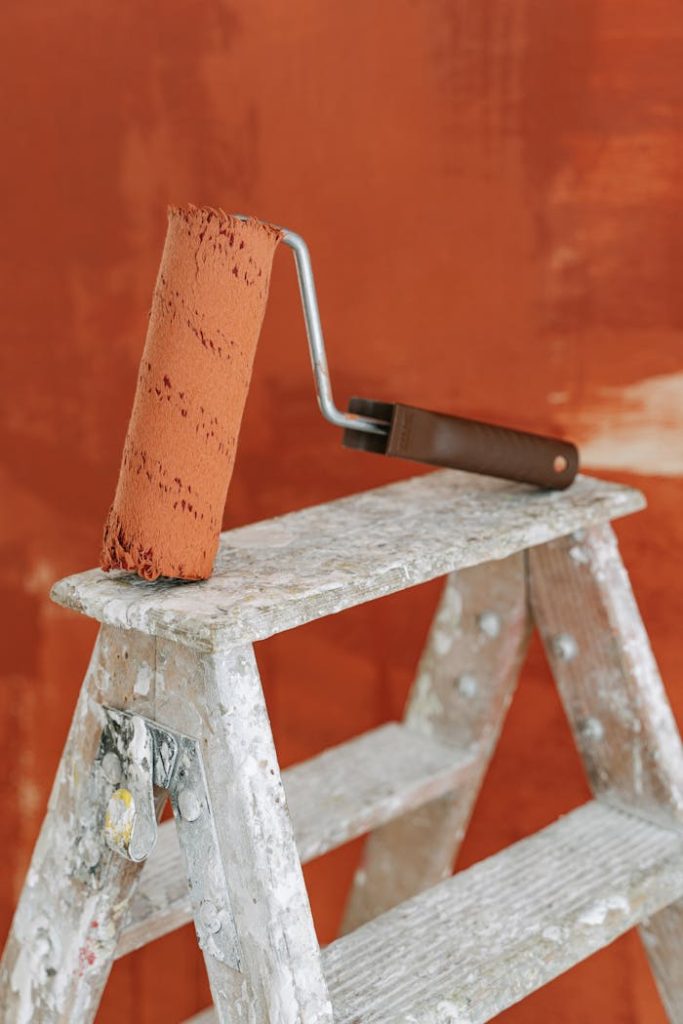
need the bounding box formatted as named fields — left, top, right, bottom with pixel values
left=101, top=206, right=282, bottom=580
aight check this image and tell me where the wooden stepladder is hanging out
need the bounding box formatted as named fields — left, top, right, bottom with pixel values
left=1, top=470, right=682, bottom=1024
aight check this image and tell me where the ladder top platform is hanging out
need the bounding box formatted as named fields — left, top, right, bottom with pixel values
left=51, top=470, right=644, bottom=652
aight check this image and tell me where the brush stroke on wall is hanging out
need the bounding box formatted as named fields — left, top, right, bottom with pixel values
left=563, top=372, right=683, bottom=477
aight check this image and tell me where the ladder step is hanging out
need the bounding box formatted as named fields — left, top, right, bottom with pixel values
left=50, top=470, right=643, bottom=651
left=117, top=722, right=474, bottom=958
left=325, top=802, right=683, bottom=1023
left=186, top=802, right=683, bottom=1024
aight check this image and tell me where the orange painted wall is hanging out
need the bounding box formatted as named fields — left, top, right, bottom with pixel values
left=1, top=1, right=682, bottom=1020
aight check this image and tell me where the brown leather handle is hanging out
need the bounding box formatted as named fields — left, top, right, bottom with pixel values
left=343, top=398, right=579, bottom=490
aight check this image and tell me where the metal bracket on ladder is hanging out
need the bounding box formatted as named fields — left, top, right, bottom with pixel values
left=95, top=707, right=242, bottom=971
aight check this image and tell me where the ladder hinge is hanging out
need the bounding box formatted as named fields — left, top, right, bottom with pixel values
left=94, top=707, right=242, bottom=971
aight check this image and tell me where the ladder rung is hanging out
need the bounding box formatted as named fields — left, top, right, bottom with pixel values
left=51, top=470, right=644, bottom=651
left=185, top=802, right=683, bottom=1024
left=325, top=802, right=683, bottom=1022
left=117, top=722, right=474, bottom=958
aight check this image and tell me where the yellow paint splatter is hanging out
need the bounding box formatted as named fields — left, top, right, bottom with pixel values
left=104, top=788, right=135, bottom=852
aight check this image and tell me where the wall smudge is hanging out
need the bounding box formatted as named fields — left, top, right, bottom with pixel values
left=564, top=372, right=683, bottom=477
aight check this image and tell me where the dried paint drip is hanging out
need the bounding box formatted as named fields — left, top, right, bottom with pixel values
left=101, top=206, right=282, bottom=580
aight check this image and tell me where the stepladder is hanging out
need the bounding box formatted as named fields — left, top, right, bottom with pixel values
left=1, top=468, right=682, bottom=1024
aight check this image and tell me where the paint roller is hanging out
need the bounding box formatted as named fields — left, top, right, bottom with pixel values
left=101, top=206, right=579, bottom=582
left=101, top=206, right=282, bottom=581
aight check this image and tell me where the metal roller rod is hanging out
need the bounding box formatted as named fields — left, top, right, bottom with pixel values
left=235, top=215, right=386, bottom=436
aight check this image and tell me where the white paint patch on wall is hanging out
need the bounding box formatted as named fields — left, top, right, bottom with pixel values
left=559, top=371, right=683, bottom=477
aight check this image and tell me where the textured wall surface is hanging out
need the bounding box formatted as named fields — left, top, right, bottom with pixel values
left=1, top=1, right=681, bottom=1020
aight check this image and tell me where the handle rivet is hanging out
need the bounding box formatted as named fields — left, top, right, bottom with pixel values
left=554, top=455, right=568, bottom=473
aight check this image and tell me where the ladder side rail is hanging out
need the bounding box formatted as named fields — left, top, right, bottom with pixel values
left=342, top=551, right=530, bottom=931
left=529, top=523, right=683, bottom=1023
left=156, top=638, right=333, bottom=1024
left=0, top=626, right=161, bottom=1023
left=641, top=902, right=683, bottom=1022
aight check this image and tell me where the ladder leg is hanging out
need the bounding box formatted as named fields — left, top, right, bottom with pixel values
left=0, top=625, right=159, bottom=1024
left=641, top=904, right=683, bottom=1023
left=342, top=551, right=530, bottom=931
left=154, top=637, right=332, bottom=1024
left=529, top=523, right=683, bottom=1023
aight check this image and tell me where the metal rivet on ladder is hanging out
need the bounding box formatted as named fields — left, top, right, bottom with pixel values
left=551, top=633, right=579, bottom=662
left=178, top=789, right=202, bottom=822
left=456, top=673, right=479, bottom=698
left=581, top=717, right=605, bottom=743
left=569, top=543, right=590, bottom=565
left=477, top=611, right=502, bottom=639
left=101, top=752, right=122, bottom=785
left=199, top=900, right=222, bottom=934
